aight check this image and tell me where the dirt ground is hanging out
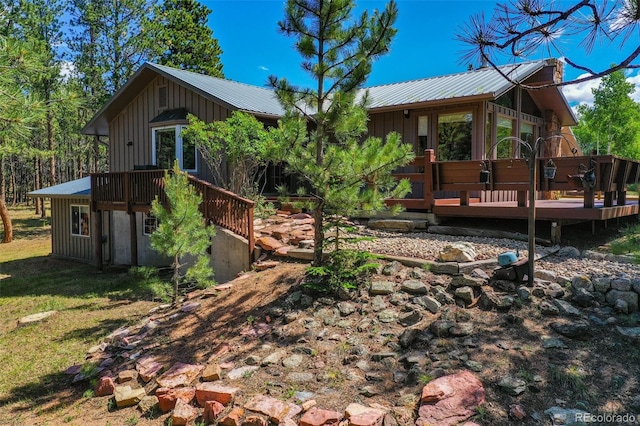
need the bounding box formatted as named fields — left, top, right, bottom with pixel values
left=3, top=241, right=639, bottom=426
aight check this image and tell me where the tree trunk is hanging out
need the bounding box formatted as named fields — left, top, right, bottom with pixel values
left=38, top=157, right=46, bottom=219
left=312, top=200, right=325, bottom=266
left=0, top=198, right=13, bottom=243
left=9, top=156, right=16, bottom=207
left=34, top=158, right=42, bottom=216
left=0, top=155, right=5, bottom=203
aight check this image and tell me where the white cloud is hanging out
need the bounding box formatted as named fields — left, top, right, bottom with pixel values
left=258, top=65, right=269, bottom=71
left=562, top=73, right=601, bottom=107
left=60, top=61, right=75, bottom=81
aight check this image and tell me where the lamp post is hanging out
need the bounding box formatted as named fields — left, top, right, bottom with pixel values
left=488, top=136, right=557, bottom=286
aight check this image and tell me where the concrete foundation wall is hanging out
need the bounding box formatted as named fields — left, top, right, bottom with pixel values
left=111, top=211, right=171, bottom=267
left=211, top=225, right=251, bottom=283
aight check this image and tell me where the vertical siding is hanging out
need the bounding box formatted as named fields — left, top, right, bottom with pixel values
left=108, top=74, right=232, bottom=180
left=51, top=198, right=94, bottom=263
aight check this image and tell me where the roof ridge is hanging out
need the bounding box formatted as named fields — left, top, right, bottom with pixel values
left=146, top=62, right=275, bottom=93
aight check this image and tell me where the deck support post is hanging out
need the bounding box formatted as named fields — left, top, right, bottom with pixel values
left=617, top=191, right=627, bottom=206
left=550, top=222, right=561, bottom=245
left=129, top=212, right=138, bottom=266
left=584, top=190, right=595, bottom=208
left=423, top=149, right=435, bottom=210
left=93, top=208, right=103, bottom=271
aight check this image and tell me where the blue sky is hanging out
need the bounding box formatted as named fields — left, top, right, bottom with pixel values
left=203, top=0, right=640, bottom=107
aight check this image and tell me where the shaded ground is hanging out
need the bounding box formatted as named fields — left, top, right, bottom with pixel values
left=0, top=211, right=639, bottom=425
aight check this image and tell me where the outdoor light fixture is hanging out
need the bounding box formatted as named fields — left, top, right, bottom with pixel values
left=543, top=159, right=557, bottom=179
left=479, top=161, right=490, bottom=183
left=579, top=159, right=597, bottom=189
left=126, top=141, right=133, bottom=147
left=403, top=109, right=410, bottom=118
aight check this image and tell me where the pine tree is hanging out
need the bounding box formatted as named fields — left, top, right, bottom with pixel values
left=146, top=0, right=224, bottom=77
left=270, top=0, right=414, bottom=267
left=150, top=162, right=216, bottom=304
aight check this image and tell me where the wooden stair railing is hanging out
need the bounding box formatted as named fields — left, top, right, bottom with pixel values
left=90, top=171, right=255, bottom=260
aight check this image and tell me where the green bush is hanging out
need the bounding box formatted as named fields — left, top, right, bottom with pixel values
left=305, top=249, right=380, bottom=294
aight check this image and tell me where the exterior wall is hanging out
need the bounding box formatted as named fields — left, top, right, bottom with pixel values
left=108, top=74, right=233, bottom=182
left=211, top=225, right=251, bottom=283
left=50, top=198, right=94, bottom=263
left=110, top=211, right=171, bottom=266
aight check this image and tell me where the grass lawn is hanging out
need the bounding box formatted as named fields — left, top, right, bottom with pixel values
left=0, top=205, right=158, bottom=423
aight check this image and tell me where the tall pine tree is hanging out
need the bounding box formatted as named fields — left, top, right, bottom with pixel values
left=270, top=0, right=414, bottom=267
left=146, top=0, right=224, bottom=77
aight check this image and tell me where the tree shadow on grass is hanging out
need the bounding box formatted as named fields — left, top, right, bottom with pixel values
left=0, top=256, right=153, bottom=302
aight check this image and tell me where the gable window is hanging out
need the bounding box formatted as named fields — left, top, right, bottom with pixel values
left=143, top=213, right=158, bottom=236
left=152, top=125, right=197, bottom=171
left=71, top=205, right=90, bottom=237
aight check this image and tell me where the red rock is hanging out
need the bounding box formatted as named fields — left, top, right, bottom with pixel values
left=275, top=245, right=294, bottom=256
left=95, top=376, right=115, bottom=397
left=136, top=356, right=164, bottom=382
left=220, top=407, right=245, bottom=426
left=293, top=218, right=315, bottom=225
left=156, top=387, right=196, bottom=413
left=254, top=261, right=279, bottom=271
left=256, top=236, right=284, bottom=251
left=207, top=343, right=230, bottom=362
left=345, top=403, right=386, bottom=426
left=290, top=213, right=313, bottom=220
left=299, top=407, right=343, bottom=426
left=509, top=404, right=526, bottom=420
left=156, top=362, right=203, bottom=388
left=203, top=400, right=226, bottom=423
left=243, top=415, right=268, bottom=426
left=172, top=398, right=199, bottom=426
left=195, top=382, right=240, bottom=406
left=417, top=371, right=485, bottom=426
left=244, top=395, right=302, bottom=423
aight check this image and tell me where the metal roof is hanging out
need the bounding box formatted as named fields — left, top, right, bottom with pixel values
left=361, top=60, right=548, bottom=109
left=27, top=177, right=91, bottom=199
left=149, top=63, right=285, bottom=117
left=83, top=58, right=574, bottom=135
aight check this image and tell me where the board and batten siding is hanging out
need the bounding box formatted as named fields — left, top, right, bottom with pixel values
left=51, top=198, right=94, bottom=263
left=108, top=74, right=232, bottom=182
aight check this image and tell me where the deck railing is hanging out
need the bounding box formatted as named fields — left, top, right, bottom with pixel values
left=90, top=170, right=255, bottom=254
left=389, top=149, right=640, bottom=210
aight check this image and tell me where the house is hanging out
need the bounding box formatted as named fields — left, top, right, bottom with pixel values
left=30, top=58, right=639, bottom=279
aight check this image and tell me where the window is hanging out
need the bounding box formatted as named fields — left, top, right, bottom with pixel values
left=418, top=116, right=429, bottom=152
left=143, top=213, right=158, bottom=236
left=152, top=125, right=197, bottom=171
left=158, top=86, right=168, bottom=109
left=437, top=111, right=472, bottom=161
left=71, top=205, right=90, bottom=237
left=496, top=116, right=514, bottom=158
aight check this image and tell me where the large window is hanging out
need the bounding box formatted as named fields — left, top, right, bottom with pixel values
left=496, top=116, right=514, bottom=158
left=437, top=112, right=472, bottom=161
left=152, top=125, right=196, bottom=171
left=71, top=205, right=90, bottom=237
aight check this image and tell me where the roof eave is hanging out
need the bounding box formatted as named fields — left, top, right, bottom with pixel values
left=368, top=93, right=495, bottom=114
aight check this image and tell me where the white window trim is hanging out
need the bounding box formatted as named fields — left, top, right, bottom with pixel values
left=71, top=204, right=90, bottom=238
left=151, top=125, right=197, bottom=172
left=143, top=213, right=158, bottom=236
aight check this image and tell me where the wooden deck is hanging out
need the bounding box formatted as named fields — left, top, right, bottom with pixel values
left=90, top=170, right=255, bottom=267
left=388, top=150, right=640, bottom=226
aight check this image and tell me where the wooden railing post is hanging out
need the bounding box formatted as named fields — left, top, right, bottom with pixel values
left=247, top=204, right=255, bottom=261
left=423, top=149, right=435, bottom=210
